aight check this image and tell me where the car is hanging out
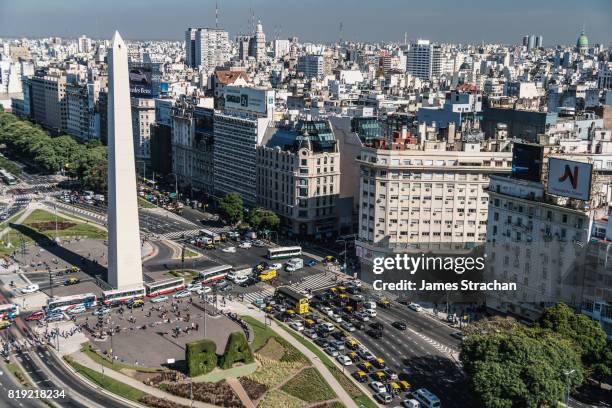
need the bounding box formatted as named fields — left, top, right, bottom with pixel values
left=341, top=322, right=356, bottom=332
left=353, top=321, right=366, bottom=330
left=0, top=320, right=12, bottom=329
left=370, top=322, right=384, bottom=331
left=270, top=263, right=282, bottom=270
left=355, top=311, right=370, bottom=321
left=233, top=276, right=249, bottom=285
left=92, top=307, right=110, bottom=316
left=25, top=311, right=44, bottom=321
left=370, top=381, right=386, bottom=394
left=187, top=283, right=202, bottom=292
left=307, top=259, right=318, bottom=267
left=303, top=329, right=318, bottom=339
left=289, top=321, right=304, bottom=332
left=336, top=355, right=352, bottom=366
left=383, top=368, right=399, bottom=380
left=222, top=246, right=236, bottom=253
left=408, top=302, right=422, bottom=312
left=214, top=281, right=232, bottom=292
left=196, top=286, right=212, bottom=295
left=320, top=306, right=332, bottom=314
left=20, top=284, right=40, bottom=294
left=331, top=331, right=347, bottom=341
left=239, top=242, right=252, bottom=249
left=367, top=329, right=383, bottom=339
left=401, top=399, right=421, bottom=408
left=151, top=295, right=169, bottom=303
left=44, top=313, right=64, bottom=322
left=128, top=299, right=144, bottom=308
left=64, top=278, right=80, bottom=286
left=252, top=240, right=266, bottom=247
left=319, top=322, right=335, bottom=332
left=330, top=340, right=345, bottom=351
left=364, top=309, right=377, bottom=318
left=314, top=338, right=328, bottom=347
left=68, top=305, right=86, bottom=314
left=324, top=347, right=339, bottom=357
left=330, top=314, right=343, bottom=323
left=173, top=290, right=191, bottom=299
left=451, top=331, right=465, bottom=340
left=357, top=348, right=375, bottom=361
left=375, top=392, right=393, bottom=405
left=392, top=321, right=407, bottom=330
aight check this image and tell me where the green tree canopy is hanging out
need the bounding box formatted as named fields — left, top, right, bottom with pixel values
left=249, top=207, right=280, bottom=230
left=461, top=322, right=584, bottom=408
left=217, top=192, right=244, bottom=225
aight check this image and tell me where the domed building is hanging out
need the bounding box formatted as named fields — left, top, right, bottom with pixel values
left=576, top=30, right=589, bottom=54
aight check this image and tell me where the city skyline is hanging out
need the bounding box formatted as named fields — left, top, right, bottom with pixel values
left=1, top=0, right=611, bottom=44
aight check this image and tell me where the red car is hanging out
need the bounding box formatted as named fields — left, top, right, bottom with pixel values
left=25, top=311, right=44, bottom=321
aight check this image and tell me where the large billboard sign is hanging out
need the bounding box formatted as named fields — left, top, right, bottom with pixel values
left=129, top=66, right=153, bottom=98
left=224, top=86, right=273, bottom=115
left=547, top=158, right=593, bottom=201
left=511, top=143, right=544, bottom=182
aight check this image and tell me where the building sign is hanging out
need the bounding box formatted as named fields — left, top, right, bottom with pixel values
left=511, top=143, right=544, bottom=182
left=224, top=86, right=273, bottom=115
left=129, top=66, right=153, bottom=98
left=547, top=157, right=593, bottom=201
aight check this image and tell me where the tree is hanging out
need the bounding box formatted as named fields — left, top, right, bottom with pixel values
left=217, top=192, right=243, bottom=225
left=219, top=332, right=254, bottom=369
left=185, top=339, right=217, bottom=377
left=461, top=326, right=584, bottom=408
left=537, top=303, right=607, bottom=367
left=249, top=207, right=280, bottom=231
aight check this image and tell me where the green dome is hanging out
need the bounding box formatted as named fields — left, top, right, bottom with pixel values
left=577, top=32, right=588, bottom=48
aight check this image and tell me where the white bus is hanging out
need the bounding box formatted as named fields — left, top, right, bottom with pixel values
left=145, top=277, right=185, bottom=297
left=46, top=293, right=97, bottom=312
left=102, top=286, right=146, bottom=305
left=0, top=169, right=17, bottom=185
left=267, top=246, right=302, bottom=260
left=0, top=303, right=20, bottom=320
left=198, top=265, right=232, bottom=284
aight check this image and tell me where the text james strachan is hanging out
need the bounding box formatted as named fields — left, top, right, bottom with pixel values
left=373, top=280, right=517, bottom=291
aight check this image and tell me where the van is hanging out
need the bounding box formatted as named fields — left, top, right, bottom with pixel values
left=414, top=388, right=441, bottom=408
left=364, top=308, right=377, bottom=318
left=285, top=258, right=304, bottom=272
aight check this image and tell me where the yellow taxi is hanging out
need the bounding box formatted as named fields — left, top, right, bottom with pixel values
left=347, top=351, right=360, bottom=362
left=399, top=380, right=411, bottom=391
left=352, top=370, right=367, bottom=382
left=372, top=371, right=386, bottom=381
left=373, top=357, right=386, bottom=368
left=358, top=361, right=373, bottom=372
left=389, top=382, right=401, bottom=395
left=345, top=338, right=359, bottom=350
left=0, top=320, right=11, bottom=329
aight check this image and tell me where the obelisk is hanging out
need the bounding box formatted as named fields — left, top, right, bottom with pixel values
left=107, top=31, right=144, bottom=289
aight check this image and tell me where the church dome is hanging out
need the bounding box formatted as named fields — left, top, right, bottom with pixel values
left=576, top=31, right=589, bottom=48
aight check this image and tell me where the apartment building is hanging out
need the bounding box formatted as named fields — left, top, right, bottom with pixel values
left=131, top=97, right=155, bottom=160
left=29, top=71, right=67, bottom=134
left=257, top=120, right=340, bottom=238
left=356, top=135, right=512, bottom=265
left=65, top=84, right=90, bottom=140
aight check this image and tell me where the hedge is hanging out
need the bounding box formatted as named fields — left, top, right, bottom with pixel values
left=186, top=339, right=217, bottom=377
left=219, top=331, right=255, bottom=369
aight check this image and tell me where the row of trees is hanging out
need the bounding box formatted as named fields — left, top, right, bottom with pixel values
left=460, top=303, right=611, bottom=407
left=217, top=192, right=280, bottom=230
left=0, top=111, right=108, bottom=192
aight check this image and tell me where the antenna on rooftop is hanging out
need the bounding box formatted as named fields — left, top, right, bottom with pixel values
left=215, top=0, right=219, bottom=28
left=339, top=21, right=343, bottom=45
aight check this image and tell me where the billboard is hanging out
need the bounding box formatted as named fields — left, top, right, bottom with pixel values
left=224, top=86, right=273, bottom=115
left=547, top=157, right=592, bottom=200
left=511, top=143, right=544, bottom=182
left=129, top=66, right=153, bottom=98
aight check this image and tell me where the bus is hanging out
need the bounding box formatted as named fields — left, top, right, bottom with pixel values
left=199, top=229, right=221, bottom=243
left=102, top=286, right=146, bottom=305
left=0, top=303, right=20, bottom=320
left=145, top=277, right=185, bottom=297
left=0, top=169, right=17, bottom=185
left=198, top=265, right=233, bottom=284
left=46, top=293, right=97, bottom=312
left=267, top=246, right=302, bottom=260
left=275, top=287, right=309, bottom=314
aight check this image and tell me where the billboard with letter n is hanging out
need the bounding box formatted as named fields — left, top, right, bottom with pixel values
left=547, top=157, right=593, bottom=201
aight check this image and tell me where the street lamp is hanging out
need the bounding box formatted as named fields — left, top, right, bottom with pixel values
left=168, top=173, right=179, bottom=205
left=336, top=239, right=349, bottom=273
left=563, top=369, right=575, bottom=407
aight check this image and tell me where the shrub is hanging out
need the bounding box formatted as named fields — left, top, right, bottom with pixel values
left=185, top=339, right=217, bottom=377
left=219, top=331, right=254, bottom=369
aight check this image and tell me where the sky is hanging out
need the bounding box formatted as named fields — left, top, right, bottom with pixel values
left=1, top=0, right=611, bottom=45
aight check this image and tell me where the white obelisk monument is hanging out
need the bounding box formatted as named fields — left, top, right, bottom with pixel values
left=107, top=31, right=144, bottom=289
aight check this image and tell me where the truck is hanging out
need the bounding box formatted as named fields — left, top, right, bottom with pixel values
left=259, top=269, right=277, bottom=281
left=226, top=267, right=252, bottom=283
left=285, top=258, right=304, bottom=272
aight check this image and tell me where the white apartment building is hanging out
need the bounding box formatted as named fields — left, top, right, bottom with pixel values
left=185, top=28, right=230, bottom=71
left=356, top=141, right=512, bottom=262
left=78, top=35, right=92, bottom=54
left=405, top=39, right=441, bottom=80
left=131, top=97, right=155, bottom=160
left=297, top=55, right=324, bottom=79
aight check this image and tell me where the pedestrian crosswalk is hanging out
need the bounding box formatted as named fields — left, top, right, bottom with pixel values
left=143, top=208, right=199, bottom=226
left=52, top=201, right=106, bottom=222
left=158, top=229, right=202, bottom=240
left=241, top=287, right=275, bottom=304
left=240, top=273, right=338, bottom=304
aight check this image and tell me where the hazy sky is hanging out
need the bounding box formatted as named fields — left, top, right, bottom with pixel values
left=1, top=0, right=611, bottom=45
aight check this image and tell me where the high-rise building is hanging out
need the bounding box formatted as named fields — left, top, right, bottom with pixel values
left=248, top=21, right=266, bottom=62
left=527, top=35, right=536, bottom=51
left=535, top=35, right=543, bottom=48
left=405, top=40, right=441, bottom=80
left=297, top=54, right=325, bottom=79
left=274, top=39, right=290, bottom=59
left=185, top=27, right=230, bottom=70
left=236, top=35, right=250, bottom=61
left=78, top=35, right=92, bottom=53
left=131, top=97, right=155, bottom=160
left=106, top=31, right=144, bottom=290
left=30, top=70, right=67, bottom=134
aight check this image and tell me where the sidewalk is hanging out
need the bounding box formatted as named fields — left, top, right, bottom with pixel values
left=68, top=350, right=217, bottom=408
left=226, top=300, right=359, bottom=408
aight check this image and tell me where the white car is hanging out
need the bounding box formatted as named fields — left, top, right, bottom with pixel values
left=20, top=284, right=40, bottom=294
left=364, top=309, right=377, bottom=318
left=187, top=283, right=202, bottom=292
left=289, top=321, right=304, bottom=331
left=68, top=305, right=86, bottom=314
left=336, top=355, right=352, bottom=366
left=93, top=307, right=111, bottom=316
left=270, top=263, right=282, bottom=270
left=222, top=246, right=236, bottom=253
left=303, top=329, right=318, bottom=339
left=196, top=286, right=212, bottom=295
left=151, top=295, right=168, bottom=303
left=239, top=242, right=252, bottom=249
left=233, top=276, right=249, bottom=285
left=173, top=290, right=191, bottom=299
left=330, top=315, right=343, bottom=323
left=370, top=381, right=386, bottom=394
left=408, top=302, right=422, bottom=312
left=44, top=313, right=64, bottom=322
left=320, top=306, right=332, bottom=314
left=401, top=399, right=421, bottom=408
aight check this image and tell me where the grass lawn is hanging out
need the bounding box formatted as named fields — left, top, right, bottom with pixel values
left=241, top=315, right=276, bottom=352
left=183, top=248, right=199, bottom=258
left=281, top=367, right=336, bottom=402
left=64, top=356, right=146, bottom=403
left=259, top=389, right=303, bottom=408
left=6, top=361, right=32, bottom=387
left=279, top=323, right=377, bottom=408
left=138, top=197, right=156, bottom=208
left=81, top=343, right=161, bottom=374
left=0, top=209, right=106, bottom=254
left=167, top=269, right=199, bottom=280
